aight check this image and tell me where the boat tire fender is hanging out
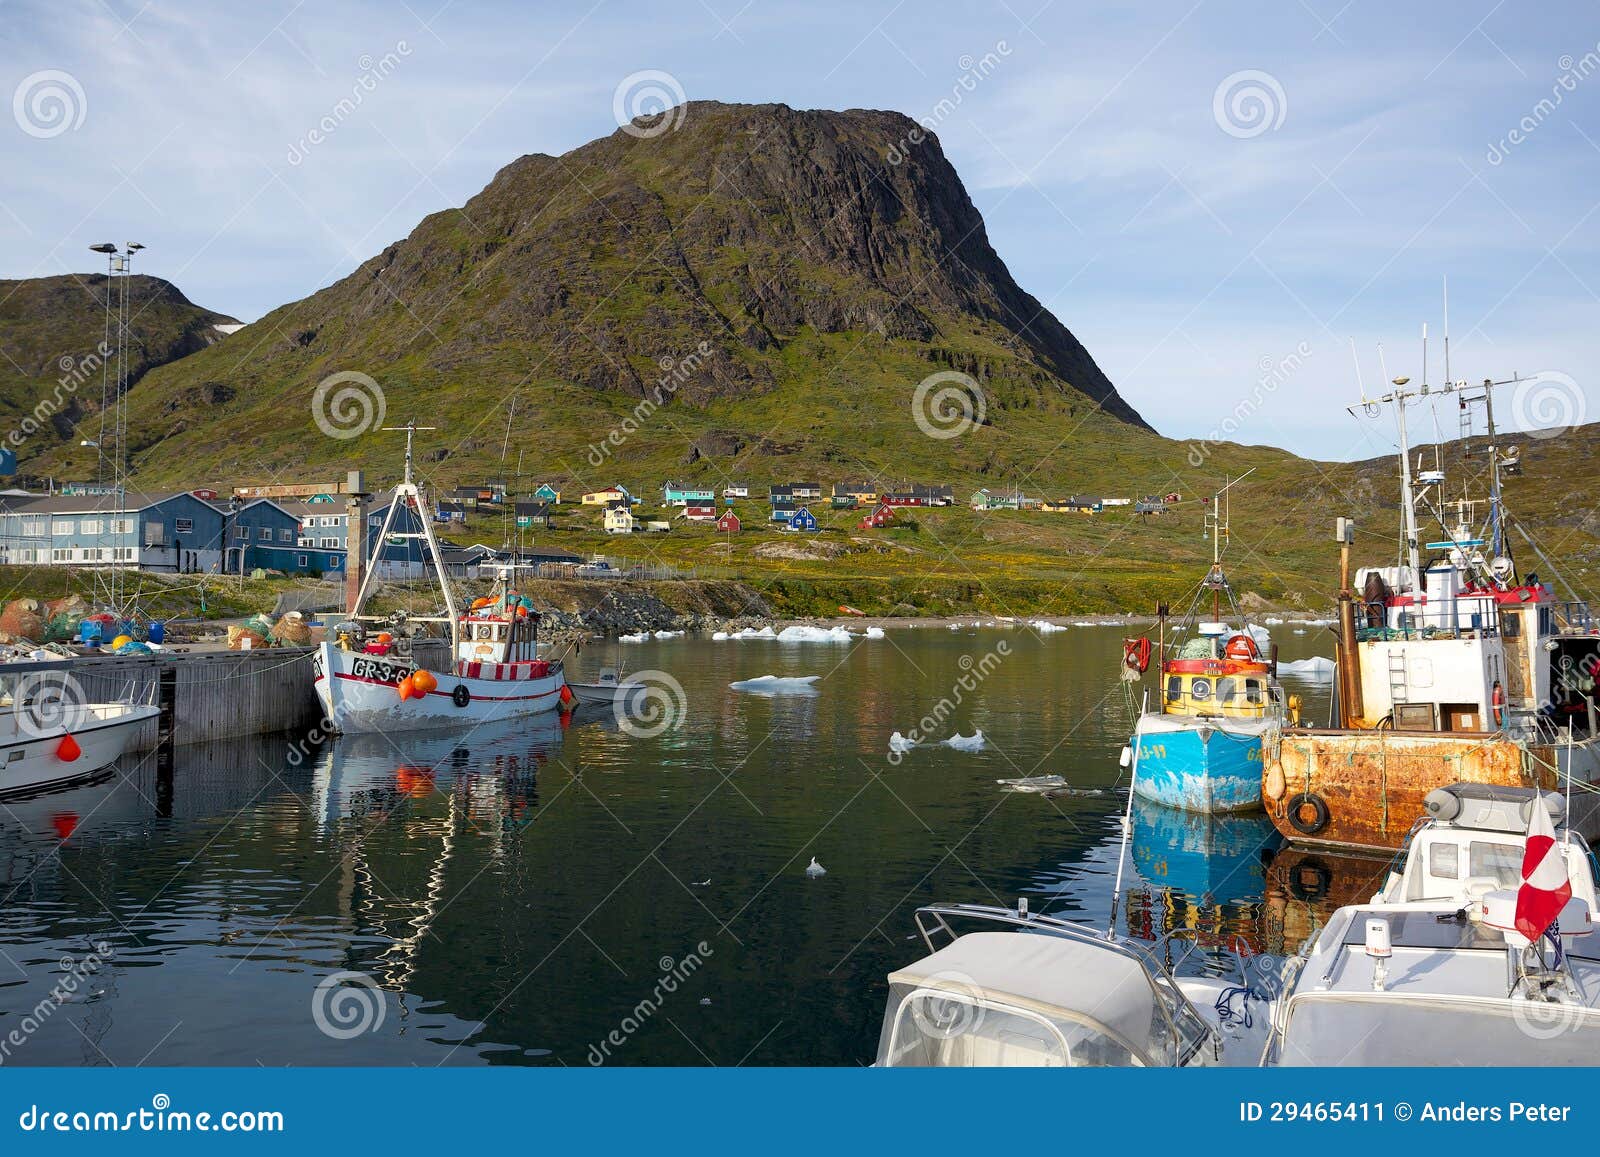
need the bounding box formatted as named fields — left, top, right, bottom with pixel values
left=1285, top=791, right=1330, bottom=837
left=1287, top=856, right=1333, bottom=902
left=452, top=684, right=471, bottom=709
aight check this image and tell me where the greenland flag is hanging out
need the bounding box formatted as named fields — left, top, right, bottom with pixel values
left=1515, top=797, right=1572, bottom=943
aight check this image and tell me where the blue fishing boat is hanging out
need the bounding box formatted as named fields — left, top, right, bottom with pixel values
left=1120, top=474, right=1283, bottom=814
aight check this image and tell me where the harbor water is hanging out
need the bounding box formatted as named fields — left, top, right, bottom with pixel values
left=0, top=624, right=1360, bottom=1066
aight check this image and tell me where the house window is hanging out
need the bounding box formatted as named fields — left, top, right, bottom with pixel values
left=21, top=518, right=45, bottom=535
left=80, top=519, right=102, bottom=535
left=51, top=520, right=73, bottom=535
left=297, top=554, right=308, bottom=568
left=298, top=537, right=311, bottom=547
left=147, top=523, right=166, bottom=545
left=116, top=547, right=136, bottom=561
left=234, top=526, right=248, bottom=540
left=17, top=549, right=34, bottom=562
left=279, top=529, right=293, bottom=542
left=110, top=518, right=135, bottom=534
left=52, top=548, right=70, bottom=562
left=258, top=527, right=272, bottom=541
left=175, top=518, right=193, bottom=534
left=320, top=537, right=340, bottom=549
left=368, top=516, right=381, bottom=528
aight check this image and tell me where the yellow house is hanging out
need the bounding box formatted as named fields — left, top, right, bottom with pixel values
left=583, top=486, right=628, bottom=506
left=604, top=505, right=635, bottom=534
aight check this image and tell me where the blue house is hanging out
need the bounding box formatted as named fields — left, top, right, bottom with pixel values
left=769, top=499, right=797, bottom=523
left=787, top=506, right=818, bottom=532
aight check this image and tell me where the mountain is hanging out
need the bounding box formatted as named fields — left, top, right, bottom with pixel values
left=17, top=101, right=1150, bottom=487
left=0, top=273, right=236, bottom=466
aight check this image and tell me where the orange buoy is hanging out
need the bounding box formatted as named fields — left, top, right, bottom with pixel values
left=51, top=812, right=79, bottom=840
left=56, top=734, right=82, bottom=761
left=396, top=676, right=415, bottom=700
left=411, top=669, right=438, bottom=695
left=559, top=683, right=575, bottom=707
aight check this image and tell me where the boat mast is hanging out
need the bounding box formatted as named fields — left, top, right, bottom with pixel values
left=346, top=423, right=462, bottom=650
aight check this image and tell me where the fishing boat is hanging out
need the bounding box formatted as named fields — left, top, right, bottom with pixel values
left=1263, top=365, right=1600, bottom=852
left=0, top=675, right=159, bottom=799
left=1264, top=782, right=1600, bottom=1064
left=311, top=424, right=566, bottom=733
left=1121, top=474, right=1283, bottom=813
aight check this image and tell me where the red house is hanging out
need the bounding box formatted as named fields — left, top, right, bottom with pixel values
left=716, top=510, right=741, bottom=533
left=858, top=502, right=895, bottom=529
left=684, top=504, right=717, bottom=522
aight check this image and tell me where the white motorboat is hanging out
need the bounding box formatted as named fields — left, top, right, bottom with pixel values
left=872, top=902, right=1269, bottom=1067
left=311, top=424, right=566, bottom=734
left=565, top=667, right=644, bottom=708
left=1264, top=782, right=1600, bottom=1064
left=0, top=681, right=159, bottom=798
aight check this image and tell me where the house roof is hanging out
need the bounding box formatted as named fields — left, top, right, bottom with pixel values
left=514, top=501, right=551, bottom=516
left=0, top=490, right=202, bottom=516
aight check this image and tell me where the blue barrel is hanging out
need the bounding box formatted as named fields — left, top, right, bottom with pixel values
left=148, top=620, right=166, bottom=645
left=80, top=620, right=103, bottom=645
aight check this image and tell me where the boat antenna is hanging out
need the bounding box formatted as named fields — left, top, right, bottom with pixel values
left=1106, top=689, right=1147, bottom=940
left=1442, top=275, right=1451, bottom=388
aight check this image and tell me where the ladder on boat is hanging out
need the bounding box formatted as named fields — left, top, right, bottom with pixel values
left=1387, top=651, right=1408, bottom=705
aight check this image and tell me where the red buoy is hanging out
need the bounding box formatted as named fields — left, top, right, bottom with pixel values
left=56, top=734, right=82, bottom=762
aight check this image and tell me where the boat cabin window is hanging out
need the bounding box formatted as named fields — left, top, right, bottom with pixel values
left=1189, top=677, right=1212, bottom=702
left=1215, top=677, right=1237, bottom=705
left=1469, top=840, right=1522, bottom=887
left=1243, top=678, right=1264, bottom=705
left=1166, top=676, right=1182, bottom=702
left=1428, top=843, right=1459, bottom=881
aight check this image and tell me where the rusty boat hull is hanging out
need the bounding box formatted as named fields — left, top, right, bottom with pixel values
left=1263, top=728, right=1600, bottom=853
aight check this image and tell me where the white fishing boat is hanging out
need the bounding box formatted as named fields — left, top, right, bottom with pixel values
left=872, top=902, right=1269, bottom=1067
left=1264, top=782, right=1600, bottom=1064
left=311, top=424, right=567, bottom=733
left=0, top=678, right=159, bottom=798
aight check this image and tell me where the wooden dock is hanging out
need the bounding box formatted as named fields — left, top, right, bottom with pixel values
left=4, top=647, right=323, bottom=751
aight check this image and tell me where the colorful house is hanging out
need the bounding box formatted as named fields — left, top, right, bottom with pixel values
left=790, top=482, right=822, bottom=501
left=716, top=510, right=741, bottom=533
left=663, top=482, right=716, bottom=507
left=1067, top=496, right=1103, bottom=513
left=603, top=503, right=635, bottom=534
left=787, top=506, right=818, bottom=532
left=515, top=501, right=552, bottom=529
left=882, top=492, right=928, bottom=507
left=532, top=483, right=562, bottom=504
left=723, top=483, right=750, bottom=500
left=834, top=480, right=878, bottom=505
left=683, top=504, right=717, bottom=522
left=769, top=485, right=795, bottom=505
left=859, top=502, right=895, bottom=529
left=769, top=500, right=797, bottom=523
left=583, top=486, right=630, bottom=506
left=435, top=499, right=467, bottom=523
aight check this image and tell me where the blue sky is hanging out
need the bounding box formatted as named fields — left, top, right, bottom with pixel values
left=2, top=0, right=1596, bottom=459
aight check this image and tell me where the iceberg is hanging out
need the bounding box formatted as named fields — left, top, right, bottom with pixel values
left=888, top=731, right=919, bottom=753
left=1030, top=620, right=1068, bottom=634
left=941, top=730, right=987, bottom=752
left=730, top=675, right=822, bottom=695
left=777, top=624, right=854, bottom=643
left=618, top=631, right=649, bottom=643
left=1279, top=656, right=1335, bottom=679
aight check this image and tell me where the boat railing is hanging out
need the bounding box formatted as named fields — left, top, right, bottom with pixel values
left=1552, top=600, right=1596, bottom=635
left=911, top=902, right=1217, bottom=985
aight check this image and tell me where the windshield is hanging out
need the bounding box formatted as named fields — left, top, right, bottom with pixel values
left=876, top=986, right=1146, bottom=1067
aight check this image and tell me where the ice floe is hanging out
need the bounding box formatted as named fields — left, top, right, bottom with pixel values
left=729, top=675, right=822, bottom=695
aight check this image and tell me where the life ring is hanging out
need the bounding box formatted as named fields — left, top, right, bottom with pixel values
left=1285, top=791, right=1331, bottom=837
left=451, top=684, right=471, bottom=709
left=1287, top=856, right=1333, bottom=902
left=1263, top=758, right=1286, bottom=802
left=1224, top=633, right=1260, bottom=662
left=1122, top=636, right=1152, bottom=674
